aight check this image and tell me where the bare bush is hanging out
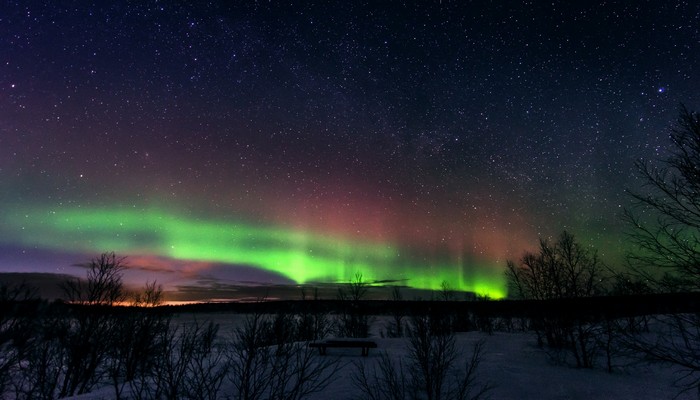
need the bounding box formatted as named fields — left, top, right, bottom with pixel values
left=620, top=313, right=700, bottom=395
left=0, top=283, right=38, bottom=397
left=354, top=352, right=411, bottom=400
left=354, top=315, right=491, bottom=400
left=12, top=305, right=68, bottom=400
left=109, top=282, right=171, bottom=399
left=9, top=265, right=174, bottom=400
left=506, top=231, right=606, bottom=368
left=228, top=313, right=271, bottom=400
left=130, top=319, right=226, bottom=400
left=227, top=312, right=339, bottom=400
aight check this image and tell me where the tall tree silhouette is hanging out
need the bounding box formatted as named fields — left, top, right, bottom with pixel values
left=625, top=106, right=700, bottom=290
left=624, top=106, right=700, bottom=394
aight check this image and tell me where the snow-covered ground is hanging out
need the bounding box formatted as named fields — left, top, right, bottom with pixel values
left=64, top=313, right=693, bottom=400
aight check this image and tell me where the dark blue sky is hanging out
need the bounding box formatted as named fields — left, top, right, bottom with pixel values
left=1, top=1, right=699, bottom=300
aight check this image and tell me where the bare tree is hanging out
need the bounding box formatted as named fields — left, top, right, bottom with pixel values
left=408, top=315, right=490, bottom=400
left=506, top=231, right=605, bottom=368
left=506, top=231, right=603, bottom=302
left=130, top=319, right=226, bottom=400
left=109, top=281, right=171, bottom=400
left=8, top=253, right=131, bottom=399
left=227, top=311, right=339, bottom=400
left=0, top=283, right=37, bottom=397
left=385, top=286, right=405, bottom=338
left=12, top=304, right=68, bottom=400
left=353, top=352, right=412, bottom=400
left=297, top=287, right=331, bottom=341
left=337, top=272, right=371, bottom=338
left=58, top=252, right=127, bottom=396
left=228, top=313, right=273, bottom=400
left=353, top=314, right=491, bottom=400
left=625, top=106, right=700, bottom=289
left=338, top=272, right=370, bottom=302
left=624, top=106, right=700, bottom=394
left=439, top=281, right=454, bottom=301
left=62, top=252, right=126, bottom=306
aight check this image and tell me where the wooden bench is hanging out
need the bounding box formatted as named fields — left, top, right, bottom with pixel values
left=309, top=339, right=378, bottom=356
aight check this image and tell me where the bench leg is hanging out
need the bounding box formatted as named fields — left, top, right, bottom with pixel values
left=361, top=347, right=369, bottom=356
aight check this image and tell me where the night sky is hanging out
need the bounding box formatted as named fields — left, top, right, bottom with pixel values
left=1, top=1, right=699, bottom=301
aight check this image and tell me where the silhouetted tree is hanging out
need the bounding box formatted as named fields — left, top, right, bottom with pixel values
left=227, top=310, right=339, bottom=400
left=385, top=286, right=405, bottom=338
left=339, top=272, right=370, bottom=301
left=0, top=283, right=37, bottom=397
left=336, top=273, right=371, bottom=338
left=353, top=314, right=491, bottom=400
left=439, top=281, right=454, bottom=301
left=131, top=319, right=226, bottom=400
left=506, top=231, right=605, bottom=368
left=296, top=287, right=331, bottom=341
left=624, top=106, right=700, bottom=394
left=58, top=252, right=127, bottom=396
left=13, top=303, right=68, bottom=400
left=506, top=231, right=603, bottom=302
left=625, top=106, right=700, bottom=290
left=61, top=252, right=126, bottom=306
left=109, top=281, right=171, bottom=400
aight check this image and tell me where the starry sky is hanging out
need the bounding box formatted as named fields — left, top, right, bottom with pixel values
left=1, top=1, right=699, bottom=302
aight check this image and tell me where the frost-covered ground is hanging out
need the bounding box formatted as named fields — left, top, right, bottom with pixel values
left=65, top=313, right=693, bottom=400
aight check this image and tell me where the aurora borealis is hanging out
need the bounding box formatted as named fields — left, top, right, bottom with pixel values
left=2, top=205, right=504, bottom=297
left=1, top=1, right=699, bottom=301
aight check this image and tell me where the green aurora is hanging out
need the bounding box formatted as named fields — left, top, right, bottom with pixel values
left=1, top=206, right=506, bottom=298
